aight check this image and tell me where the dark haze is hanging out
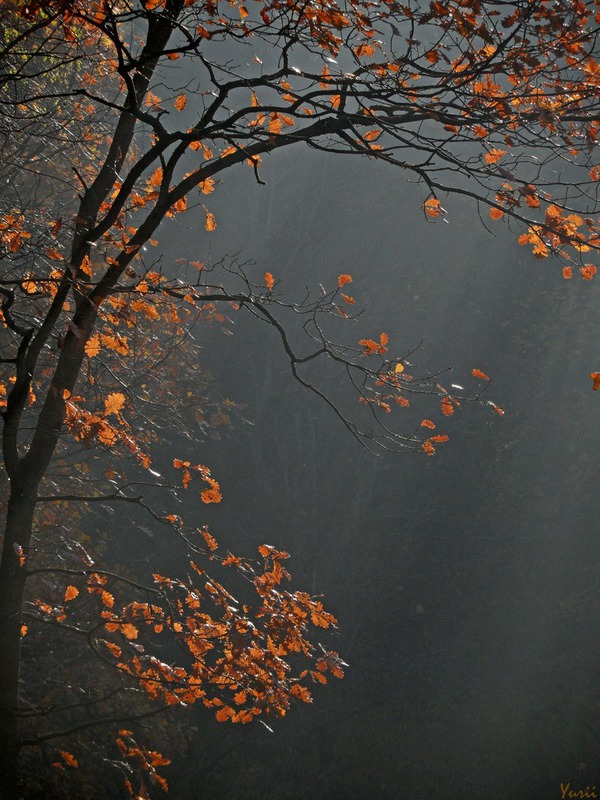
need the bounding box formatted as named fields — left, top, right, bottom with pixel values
left=144, top=145, right=600, bottom=800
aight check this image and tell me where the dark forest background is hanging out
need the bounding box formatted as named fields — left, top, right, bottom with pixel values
left=127, top=147, right=599, bottom=799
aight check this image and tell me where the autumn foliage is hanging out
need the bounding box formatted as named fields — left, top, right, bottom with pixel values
left=2, top=0, right=600, bottom=796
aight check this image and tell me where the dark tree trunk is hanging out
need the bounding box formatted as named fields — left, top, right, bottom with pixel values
left=0, top=478, right=38, bottom=800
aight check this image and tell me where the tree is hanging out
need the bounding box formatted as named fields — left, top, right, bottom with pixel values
left=1, top=0, right=600, bottom=796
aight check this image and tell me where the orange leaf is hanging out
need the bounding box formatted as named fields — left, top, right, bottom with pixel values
left=101, top=334, right=129, bottom=356
left=440, top=398, right=454, bottom=416
left=121, top=623, right=138, bottom=640
left=338, top=274, right=352, bottom=287
left=489, top=207, right=504, bottom=220
left=424, top=197, right=443, bottom=217
left=484, top=148, right=506, bottom=164
left=562, top=267, right=573, bottom=279
left=472, top=368, right=490, bottom=380
left=171, top=196, right=187, bottom=214
left=174, top=93, right=187, bottom=111
left=590, top=372, right=600, bottom=391
left=362, top=129, right=381, bottom=142
left=201, top=529, right=218, bottom=551
left=46, top=247, right=63, bottom=262
left=422, top=440, right=436, bottom=455
left=359, top=338, right=379, bottom=354
left=354, top=43, right=375, bottom=58
left=104, top=392, right=126, bottom=416
left=199, top=178, right=215, bottom=195
left=149, top=167, right=163, bottom=187
left=79, top=255, right=93, bottom=277
left=421, top=419, right=435, bottom=429
left=59, top=751, right=79, bottom=768
left=265, top=272, right=274, bottom=291
left=64, top=585, right=79, bottom=602
left=205, top=210, right=216, bottom=231
left=201, top=478, right=222, bottom=504
left=580, top=264, right=597, bottom=280
left=84, top=335, right=101, bottom=358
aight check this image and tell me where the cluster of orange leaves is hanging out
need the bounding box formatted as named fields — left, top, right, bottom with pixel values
left=62, top=389, right=151, bottom=469
left=36, top=542, right=344, bottom=734
left=173, top=458, right=222, bottom=504
left=514, top=206, right=600, bottom=268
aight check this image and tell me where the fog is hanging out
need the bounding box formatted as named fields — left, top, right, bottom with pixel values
left=152, top=146, right=599, bottom=799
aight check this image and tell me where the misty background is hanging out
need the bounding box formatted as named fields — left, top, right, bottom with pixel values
left=149, top=146, right=600, bottom=799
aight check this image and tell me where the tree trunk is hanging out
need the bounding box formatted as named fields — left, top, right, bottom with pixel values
left=0, top=478, right=38, bottom=800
